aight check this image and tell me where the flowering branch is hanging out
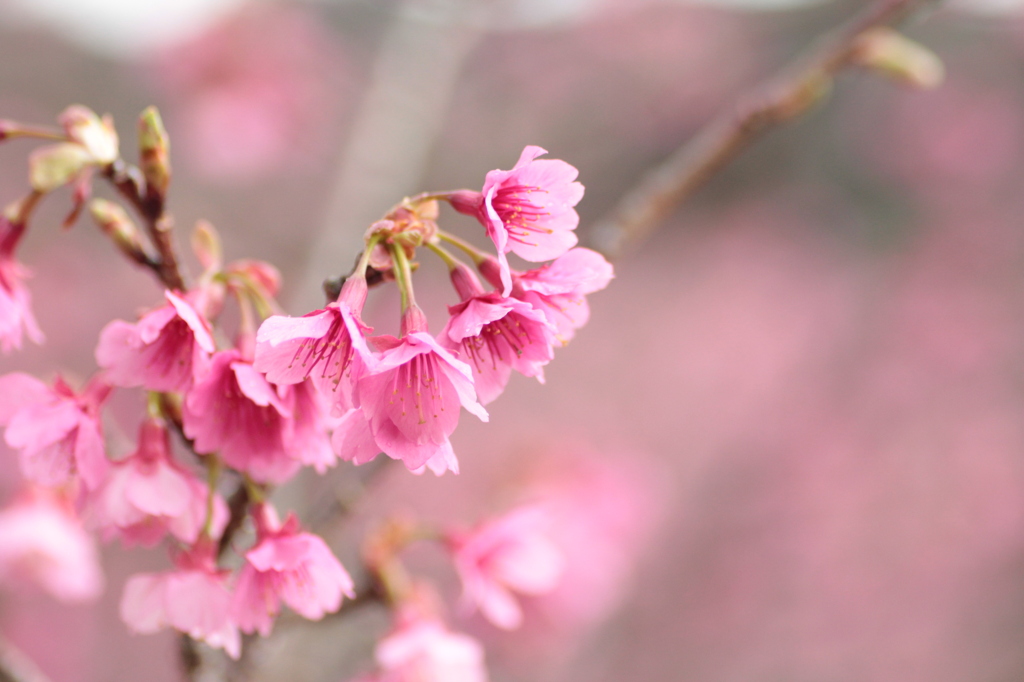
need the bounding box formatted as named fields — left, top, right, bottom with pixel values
left=588, top=0, right=942, bottom=258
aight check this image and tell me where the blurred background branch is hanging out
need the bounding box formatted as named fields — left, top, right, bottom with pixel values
left=588, top=0, right=941, bottom=258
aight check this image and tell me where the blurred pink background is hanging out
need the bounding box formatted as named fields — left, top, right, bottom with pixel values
left=2, top=0, right=1024, bottom=680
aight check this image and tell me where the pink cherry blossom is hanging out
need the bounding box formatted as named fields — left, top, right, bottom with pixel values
left=479, top=247, right=613, bottom=344
left=120, top=544, right=240, bottom=659
left=0, top=488, right=103, bottom=602
left=440, top=263, right=555, bottom=405
left=368, top=617, right=488, bottom=682
left=0, top=216, right=43, bottom=353
left=95, top=289, right=215, bottom=393
left=254, top=276, right=375, bottom=412
left=232, top=505, right=353, bottom=635
left=451, top=146, right=584, bottom=295
left=449, top=505, right=564, bottom=630
left=88, top=418, right=228, bottom=547
left=350, top=307, right=487, bottom=474
left=0, top=373, right=110, bottom=489
left=183, top=349, right=332, bottom=484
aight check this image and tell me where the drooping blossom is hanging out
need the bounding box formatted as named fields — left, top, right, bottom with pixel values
left=0, top=372, right=110, bottom=489
left=88, top=418, right=228, bottom=547
left=95, top=289, right=215, bottom=393
left=347, top=306, right=487, bottom=474
left=479, top=247, right=613, bottom=344
left=523, top=451, right=662, bottom=632
left=440, top=263, right=555, bottom=405
left=448, top=505, right=564, bottom=630
left=360, top=615, right=488, bottom=682
left=331, top=407, right=460, bottom=476
left=232, top=504, right=353, bottom=636
left=0, top=487, right=103, bottom=602
left=183, top=349, right=333, bottom=483
left=254, top=275, right=375, bottom=412
left=451, top=146, right=584, bottom=294
left=120, top=543, right=240, bottom=659
left=0, top=215, right=43, bottom=353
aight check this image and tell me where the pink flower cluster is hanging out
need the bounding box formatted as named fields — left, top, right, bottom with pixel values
left=257, top=146, right=612, bottom=474
left=0, top=116, right=608, bottom=676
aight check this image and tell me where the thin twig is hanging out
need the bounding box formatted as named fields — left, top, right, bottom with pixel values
left=101, top=159, right=186, bottom=291
left=588, top=0, right=942, bottom=258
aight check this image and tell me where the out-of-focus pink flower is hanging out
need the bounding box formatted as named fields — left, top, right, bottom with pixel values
left=524, top=451, right=661, bottom=632
left=451, top=146, right=584, bottom=295
left=120, top=544, right=239, bottom=659
left=0, top=488, right=103, bottom=602
left=232, top=505, right=353, bottom=636
left=0, top=373, right=109, bottom=489
left=254, top=276, right=375, bottom=413
left=95, top=289, right=215, bottom=393
left=365, top=616, right=488, bottom=682
left=0, top=216, right=42, bottom=353
left=449, top=505, right=564, bottom=630
left=183, top=349, right=332, bottom=484
left=349, top=306, right=487, bottom=474
left=440, top=263, right=555, bottom=405
left=88, top=418, right=228, bottom=547
left=152, top=4, right=346, bottom=182
left=479, top=247, right=613, bottom=344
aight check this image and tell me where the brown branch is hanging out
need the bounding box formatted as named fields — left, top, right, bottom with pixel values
left=587, top=0, right=942, bottom=258
left=101, top=159, right=186, bottom=291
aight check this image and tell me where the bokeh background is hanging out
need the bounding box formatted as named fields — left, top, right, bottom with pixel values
left=1, top=0, right=1024, bottom=680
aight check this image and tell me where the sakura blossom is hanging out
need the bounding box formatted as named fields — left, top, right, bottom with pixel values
left=440, top=263, right=555, bottom=405
left=0, top=488, right=103, bottom=602
left=350, top=306, right=487, bottom=474
left=232, top=505, right=354, bottom=636
left=183, top=349, right=331, bottom=484
left=254, top=275, right=375, bottom=413
left=448, top=505, right=564, bottom=630
left=120, top=545, right=240, bottom=659
left=478, top=247, right=613, bottom=344
left=0, top=216, right=43, bottom=353
left=366, top=617, right=488, bottom=682
left=95, top=289, right=215, bottom=393
left=87, top=418, right=228, bottom=547
left=450, top=146, right=584, bottom=294
left=0, top=373, right=110, bottom=489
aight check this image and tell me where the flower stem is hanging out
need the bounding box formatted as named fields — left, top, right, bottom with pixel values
left=437, top=230, right=487, bottom=265
left=201, top=456, right=222, bottom=540
left=390, top=242, right=416, bottom=314
left=424, top=241, right=462, bottom=271
left=355, top=232, right=384, bottom=278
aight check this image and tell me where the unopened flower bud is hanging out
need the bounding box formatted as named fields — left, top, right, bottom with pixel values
left=89, top=198, right=146, bottom=260
left=138, top=106, right=171, bottom=199
left=28, top=143, right=92, bottom=193
left=58, top=105, right=118, bottom=165
left=852, top=27, right=944, bottom=90
left=191, top=220, right=222, bottom=272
